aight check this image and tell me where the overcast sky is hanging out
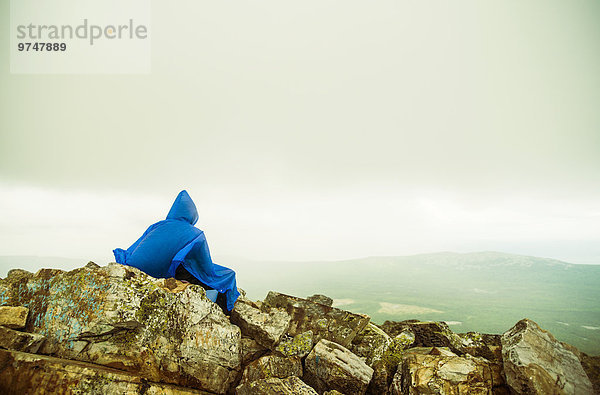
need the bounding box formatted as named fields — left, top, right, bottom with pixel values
left=1, top=1, right=599, bottom=268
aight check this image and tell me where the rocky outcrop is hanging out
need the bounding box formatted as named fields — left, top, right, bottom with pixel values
left=0, top=263, right=241, bottom=394
left=0, top=261, right=597, bottom=394
left=502, top=318, right=594, bottom=394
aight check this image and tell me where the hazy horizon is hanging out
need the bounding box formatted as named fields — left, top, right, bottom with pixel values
left=2, top=1, right=599, bottom=266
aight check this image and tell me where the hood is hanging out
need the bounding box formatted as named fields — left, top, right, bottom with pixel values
left=166, top=190, right=199, bottom=225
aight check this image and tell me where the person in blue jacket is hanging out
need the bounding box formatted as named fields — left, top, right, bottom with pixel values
left=113, top=190, right=239, bottom=313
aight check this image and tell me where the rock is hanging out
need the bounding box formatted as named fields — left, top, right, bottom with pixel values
left=0, top=349, right=210, bottom=394
left=0, top=325, right=46, bottom=353
left=85, top=261, right=101, bottom=269
left=230, top=302, right=291, bottom=349
left=501, top=318, right=593, bottom=394
left=240, top=337, right=268, bottom=365
left=275, top=330, right=314, bottom=358
left=263, top=291, right=370, bottom=347
left=390, top=347, right=493, bottom=395
left=351, top=323, right=392, bottom=366
left=323, top=391, right=344, bottom=395
left=579, top=352, right=600, bottom=394
left=380, top=320, right=464, bottom=354
left=366, top=328, right=415, bottom=394
left=0, top=306, right=28, bottom=329
left=459, top=331, right=508, bottom=393
left=236, top=376, right=318, bottom=395
left=0, top=263, right=241, bottom=394
left=304, top=339, right=374, bottom=395
left=240, top=355, right=303, bottom=384
left=307, top=294, right=333, bottom=307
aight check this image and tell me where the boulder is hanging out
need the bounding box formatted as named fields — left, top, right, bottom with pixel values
left=0, top=263, right=241, bottom=394
left=275, top=330, right=314, bottom=358
left=307, top=294, right=333, bottom=307
left=236, top=376, right=318, bottom=395
left=0, top=306, right=29, bottom=329
left=351, top=323, right=392, bottom=366
left=240, top=355, right=303, bottom=384
left=0, top=349, right=210, bottom=394
left=365, top=328, right=415, bottom=394
left=501, top=318, right=593, bottom=394
left=304, top=339, right=374, bottom=394
left=230, top=302, right=291, bottom=349
left=0, top=325, right=46, bottom=353
left=390, top=347, right=493, bottom=395
left=459, top=331, right=508, bottom=393
left=380, top=320, right=464, bottom=354
left=263, top=291, right=370, bottom=347
left=240, top=337, right=268, bottom=365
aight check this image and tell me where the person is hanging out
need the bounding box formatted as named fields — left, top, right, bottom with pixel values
left=113, top=190, right=239, bottom=313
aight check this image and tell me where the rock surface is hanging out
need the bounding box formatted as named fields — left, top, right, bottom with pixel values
left=0, top=325, right=46, bottom=353
left=240, top=355, right=303, bottom=384
left=231, top=301, right=291, bottom=349
left=307, top=294, right=333, bottom=307
left=0, top=306, right=29, bottom=329
left=304, top=339, right=374, bottom=394
left=276, top=330, right=314, bottom=358
left=236, top=376, right=318, bottom=395
left=390, top=347, right=493, bottom=395
left=263, top=291, right=370, bottom=347
left=501, top=318, right=594, bottom=394
left=0, top=263, right=241, bottom=394
left=0, top=349, right=209, bottom=394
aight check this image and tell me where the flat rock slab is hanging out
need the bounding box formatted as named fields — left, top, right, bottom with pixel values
left=0, top=306, right=29, bottom=329
left=501, top=318, right=593, bottom=395
left=0, top=349, right=210, bottom=394
left=236, top=376, right=318, bottom=395
left=263, top=291, right=370, bottom=347
left=304, top=339, right=374, bottom=395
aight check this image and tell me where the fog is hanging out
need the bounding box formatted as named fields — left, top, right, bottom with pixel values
left=1, top=1, right=599, bottom=267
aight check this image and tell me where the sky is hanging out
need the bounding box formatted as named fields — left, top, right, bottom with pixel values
left=1, top=1, right=599, bottom=268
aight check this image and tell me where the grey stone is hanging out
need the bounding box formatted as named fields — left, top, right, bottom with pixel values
left=0, top=325, right=46, bottom=353
left=390, top=347, right=493, bottom=395
left=236, top=376, right=318, bottom=395
left=501, top=318, right=593, bottom=395
left=307, top=294, right=333, bottom=307
left=0, top=348, right=210, bottom=394
left=231, top=301, right=291, bottom=349
left=304, top=339, right=373, bottom=395
left=240, top=355, right=302, bottom=384
left=263, top=291, right=370, bottom=347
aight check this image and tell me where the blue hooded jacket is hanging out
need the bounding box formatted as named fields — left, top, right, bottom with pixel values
left=113, top=190, right=240, bottom=311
